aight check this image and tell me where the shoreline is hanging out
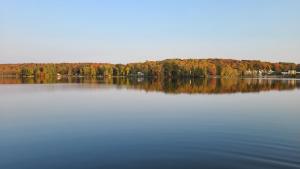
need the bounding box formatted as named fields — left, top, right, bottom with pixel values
left=1, top=75, right=300, bottom=80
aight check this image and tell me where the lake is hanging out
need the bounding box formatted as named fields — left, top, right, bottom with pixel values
left=0, top=77, right=300, bottom=169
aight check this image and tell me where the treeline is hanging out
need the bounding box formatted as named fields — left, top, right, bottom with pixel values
left=0, top=59, right=299, bottom=78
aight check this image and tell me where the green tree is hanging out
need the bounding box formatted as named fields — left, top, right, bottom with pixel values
left=220, top=65, right=239, bottom=77
left=21, top=67, right=34, bottom=77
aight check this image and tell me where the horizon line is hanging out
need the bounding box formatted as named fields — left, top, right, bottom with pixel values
left=0, top=57, right=299, bottom=65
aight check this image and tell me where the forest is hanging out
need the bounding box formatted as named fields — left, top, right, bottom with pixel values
left=0, top=59, right=299, bottom=78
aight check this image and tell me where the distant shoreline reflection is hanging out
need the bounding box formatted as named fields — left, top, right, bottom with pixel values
left=0, top=77, right=299, bottom=94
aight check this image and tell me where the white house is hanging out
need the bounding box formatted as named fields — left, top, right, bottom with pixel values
left=137, top=72, right=144, bottom=76
left=267, top=70, right=274, bottom=75
left=244, top=70, right=252, bottom=75
left=281, top=70, right=297, bottom=75
left=288, top=70, right=296, bottom=75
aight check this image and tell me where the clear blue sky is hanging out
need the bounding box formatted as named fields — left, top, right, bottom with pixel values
left=1, top=0, right=300, bottom=63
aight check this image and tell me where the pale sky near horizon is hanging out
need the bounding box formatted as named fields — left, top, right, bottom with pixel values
left=0, top=0, right=300, bottom=64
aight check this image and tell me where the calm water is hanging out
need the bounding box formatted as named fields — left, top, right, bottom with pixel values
left=0, top=78, right=300, bottom=169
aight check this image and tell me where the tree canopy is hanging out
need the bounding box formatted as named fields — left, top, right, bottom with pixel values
left=0, top=59, right=299, bottom=78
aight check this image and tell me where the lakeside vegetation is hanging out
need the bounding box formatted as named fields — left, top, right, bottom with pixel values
left=0, top=59, right=300, bottom=78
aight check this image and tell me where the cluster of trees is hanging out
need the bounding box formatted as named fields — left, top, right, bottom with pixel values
left=0, top=59, right=299, bottom=78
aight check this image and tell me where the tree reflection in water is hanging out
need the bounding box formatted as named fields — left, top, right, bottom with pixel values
left=0, top=76, right=299, bottom=94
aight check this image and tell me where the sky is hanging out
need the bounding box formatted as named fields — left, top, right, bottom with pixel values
left=0, top=0, right=300, bottom=63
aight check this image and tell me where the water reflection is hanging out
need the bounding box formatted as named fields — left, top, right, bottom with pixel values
left=1, top=77, right=300, bottom=169
left=0, top=77, right=299, bottom=94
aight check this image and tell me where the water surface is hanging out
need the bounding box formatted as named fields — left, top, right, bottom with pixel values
left=0, top=78, right=300, bottom=169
